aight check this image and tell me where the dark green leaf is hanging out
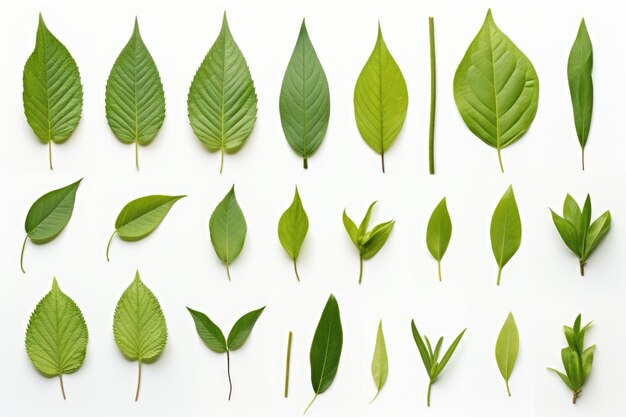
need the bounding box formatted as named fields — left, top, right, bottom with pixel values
left=227, top=307, right=265, bottom=351
left=186, top=307, right=227, bottom=353
left=209, top=186, right=247, bottom=280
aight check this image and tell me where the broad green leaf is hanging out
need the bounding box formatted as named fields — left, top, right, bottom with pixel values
left=354, top=24, right=408, bottom=173
left=495, top=312, right=519, bottom=396
left=278, top=187, right=309, bottom=281
left=279, top=19, right=330, bottom=169
left=188, top=12, right=257, bottom=173
left=209, top=186, right=247, bottom=280
left=426, top=197, right=452, bottom=281
left=186, top=307, right=227, bottom=353
left=370, top=320, right=388, bottom=403
left=105, top=18, right=166, bottom=170
left=453, top=9, right=539, bottom=173
left=21, top=179, right=82, bottom=273
left=25, top=278, right=88, bottom=399
left=304, top=294, right=343, bottom=414
left=23, top=14, right=83, bottom=170
left=361, top=220, right=395, bottom=259
left=490, top=185, right=522, bottom=285
left=568, top=19, right=593, bottom=169
left=227, top=307, right=265, bottom=351
left=113, top=271, right=167, bottom=401
left=106, top=194, right=186, bottom=261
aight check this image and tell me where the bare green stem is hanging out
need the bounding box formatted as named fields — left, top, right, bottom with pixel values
left=506, top=379, right=511, bottom=397
left=496, top=267, right=502, bottom=286
left=135, top=361, right=142, bottom=401
left=358, top=254, right=364, bottom=284
left=497, top=148, right=504, bottom=173
left=226, top=350, right=233, bottom=400
left=303, top=393, right=318, bottom=414
left=428, top=16, right=436, bottom=175
left=48, top=141, right=53, bottom=170
left=226, top=263, right=232, bottom=281
left=293, top=259, right=301, bottom=282
left=427, top=380, right=432, bottom=407
left=284, top=331, right=292, bottom=398
left=579, top=260, right=585, bottom=276
left=135, top=140, right=139, bottom=170
left=59, top=374, right=66, bottom=400
left=437, top=260, right=442, bottom=282
left=220, top=148, right=224, bottom=174
left=20, top=235, right=28, bottom=274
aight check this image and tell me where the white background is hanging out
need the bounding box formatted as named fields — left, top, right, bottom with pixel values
left=0, top=0, right=623, bottom=416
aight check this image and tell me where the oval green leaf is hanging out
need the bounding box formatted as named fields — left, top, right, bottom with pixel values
left=227, top=307, right=265, bottom=351
left=495, top=312, right=519, bottom=396
left=209, top=186, right=247, bottom=280
left=370, top=320, right=388, bottom=403
left=426, top=197, right=452, bottom=281
left=186, top=307, right=227, bottom=353
left=278, top=187, right=309, bottom=281
left=490, top=185, right=521, bottom=285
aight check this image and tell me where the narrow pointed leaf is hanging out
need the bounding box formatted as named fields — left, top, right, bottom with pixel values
left=358, top=201, right=378, bottom=235
left=550, top=210, right=580, bottom=256
left=433, top=329, right=466, bottom=379
left=186, top=307, right=227, bottom=353
left=426, top=197, right=452, bottom=280
left=278, top=187, right=309, bottom=273
left=584, top=211, right=610, bottom=258
left=495, top=312, right=519, bottom=396
left=227, top=307, right=265, bottom=351
left=370, top=320, right=388, bottom=402
left=410, top=320, right=432, bottom=373
left=490, top=185, right=522, bottom=285
left=209, top=186, right=247, bottom=280
left=342, top=211, right=359, bottom=246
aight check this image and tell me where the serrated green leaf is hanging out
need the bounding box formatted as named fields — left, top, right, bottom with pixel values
left=279, top=19, right=330, bottom=169
left=23, top=14, right=83, bottom=170
left=490, top=185, right=522, bottom=285
left=426, top=197, right=452, bottom=281
left=186, top=307, right=227, bottom=353
left=188, top=12, right=257, bottom=173
left=370, top=320, right=388, bottom=403
left=21, top=179, right=82, bottom=273
left=105, top=18, right=166, bottom=170
left=25, top=278, right=88, bottom=399
left=278, top=187, right=309, bottom=281
left=453, top=9, right=539, bottom=173
left=495, top=312, right=519, bottom=396
left=227, top=307, right=265, bottom=351
left=354, top=24, right=408, bottom=173
left=209, top=186, right=247, bottom=281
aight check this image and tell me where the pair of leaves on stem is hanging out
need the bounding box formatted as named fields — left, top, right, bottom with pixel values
left=495, top=312, right=519, bottom=396
left=491, top=185, right=522, bottom=285
left=343, top=201, right=395, bottom=284
left=550, top=194, right=610, bottom=276
left=548, top=314, right=595, bottom=404
left=278, top=187, right=309, bottom=281
left=187, top=306, right=265, bottom=400
left=426, top=197, right=452, bottom=281
left=453, top=9, right=539, bottom=173
left=209, top=186, right=247, bottom=280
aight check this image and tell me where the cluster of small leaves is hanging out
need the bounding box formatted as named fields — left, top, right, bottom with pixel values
left=209, top=186, right=247, bottom=280
left=490, top=185, right=522, bottom=285
left=278, top=187, right=309, bottom=281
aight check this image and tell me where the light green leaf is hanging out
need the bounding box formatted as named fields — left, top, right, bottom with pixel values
left=426, top=197, right=452, bottom=281
left=370, top=320, right=388, bottom=403
left=354, top=24, right=408, bottom=173
left=106, top=194, right=186, bottom=261
left=105, top=18, right=166, bottom=170
left=209, top=186, right=247, bottom=281
left=453, top=9, right=539, bottom=173
left=26, top=278, right=88, bottom=399
left=490, top=185, right=522, bottom=285
left=361, top=220, right=395, bottom=259
left=187, top=12, right=257, bottom=173
left=21, top=179, right=82, bottom=273
left=186, top=307, right=227, bottom=353
left=23, top=14, right=83, bottom=170
left=227, top=307, right=265, bottom=351
left=550, top=210, right=580, bottom=256
left=279, top=19, right=330, bottom=169
left=495, top=312, right=519, bottom=396
left=278, top=187, right=309, bottom=281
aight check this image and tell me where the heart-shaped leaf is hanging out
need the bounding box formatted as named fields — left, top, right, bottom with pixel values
left=209, top=186, right=247, bottom=280
left=426, top=197, right=452, bottom=281
left=370, top=320, right=388, bottom=403
left=278, top=187, right=309, bottom=281
left=495, top=312, right=519, bottom=396
left=490, top=185, right=522, bottom=285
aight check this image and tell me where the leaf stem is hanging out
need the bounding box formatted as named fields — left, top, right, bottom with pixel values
left=428, top=16, right=436, bottom=175
left=293, top=259, right=301, bottom=282
left=220, top=148, right=224, bottom=174
left=369, top=390, right=380, bottom=404
left=106, top=231, right=116, bottom=262
left=135, top=360, right=142, bottom=401
left=381, top=151, right=385, bottom=173
left=303, top=393, right=318, bottom=414
left=496, top=267, right=502, bottom=286
left=506, top=379, right=511, bottom=397
left=427, top=380, right=432, bottom=407
left=437, top=260, right=442, bottom=282
left=497, top=148, right=504, bottom=173
left=48, top=141, right=53, bottom=170
left=226, top=263, right=232, bottom=281
left=581, top=147, right=585, bottom=171
left=303, top=156, right=308, bottom=169
left=358, top=254, right=364, bottom=284
left=579, top=260, right=585, bottom=276
left=59, top=374, right=66, bottom=400
left=135, top=140, right=139, bottom=170
left=20, top=235, right=28, bottom=274
left=572, top=389, right=580, bottom=404
left=284, top=331, right=292, bottom=398
left=226, top=350, right=233, bottom=400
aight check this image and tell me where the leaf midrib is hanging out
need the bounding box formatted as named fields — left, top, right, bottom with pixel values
left=315, top=320, right=333, bottom=394
left=486, top=24, right=501, bottom=150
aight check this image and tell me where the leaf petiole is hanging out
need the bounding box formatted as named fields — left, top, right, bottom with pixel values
left=358, top=254, right=364, bottom=284
left=59, top=374, right=66, bottom=400
left=226, top=349, right=233, bottom=400
left=427, top=380, right=432, bottom=407
left=135, top=360, right=142, bottom=401
left=20, top=235, right=28, bottom=274
left=106, top=231, right=116, bottom=262
left=303, top=393, right=318, bottom=414
left=293, top=259, right=301, bottom=282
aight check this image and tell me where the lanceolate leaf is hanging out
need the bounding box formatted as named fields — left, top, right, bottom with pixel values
left=279, top=19, right=330, bottom=169
left=370, top=320, right=388, bottom=403
left=453, top=9, right=539, bottom=173
left=188, top=12, right=257, bottom=173
left=23, top=14, right=83, bottom=170
left=25, top=278, right=88, bottom=399
left=105, top=18, right=166, bottom=170
left=209, top=186, right=247, bottom=281
left=426, top=197, right=452, bottom=281
left=304, top=294, right=343, bottom=414
left=21, top=179, right=82, bottom=273
left=354, top=24, right=408, bottom=173
left=495, top=312, right=519, bottom=396
left=113, top=271, right=167, bottom=401
left=278, top=187, right=309, bottom=281
left=490, top=185, right=522, bottom=285
left=106, top=194, right=186, bottom=261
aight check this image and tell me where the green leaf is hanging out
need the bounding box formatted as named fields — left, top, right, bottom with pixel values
left=227, top=307, right=265, bottom=351
left=410, top=320, right=433, bottom=374
left=358, top=201, right=377, bottom=235
left=354, top=23, right=408, bottom=173
left=279, top=19, right=330, bottom=169
left=25, top=278, right=88, bottom=399
left=209, top=186, right=247, bottom=281
left=562, top=347, right=583, bottom=390
left=106, top=194, right=186, bottom=261
left=370, top=320, right=388, bottom=403
left=490, top=185, right=522, bottom=285
left=495, top=312, right=519, bottom=396
left=278, top=187, right=309, bottom=281
left=581, top=345, right=595, bottom=383
left=113, top=271, right=167, bottom=401
left=548, top=368, right=574, bottom=391
left=21, top=179, right=82, bottom=273
left=23, top=14, right=83, bottom=170
left=568, top=19, right=593, bottom=170
left=305, top=294, right=343, bottom=414
left=186, top=307, right=227, bottom=353
left=563, top=194, right=582, bottom=225
left=584, top=211, right=610, bottom=259
left=187, top=12, right=257, bottom=173
left=433, top=329, right=466, bottom=379
left=105, top=18, right=166, bottom=170
left=426, top=197, right=452, bottom=281
left=550, top=210, right=580, bottom=256
left=361, top=220, right=395, bottom=259
left=453, top=9, right=539, bottom=173
left=342, top=210, right=359, bottom=247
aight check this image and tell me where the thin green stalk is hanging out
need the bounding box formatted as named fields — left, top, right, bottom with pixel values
left=497, top=148, right=504, bottom=173
left=293, top=259, right=301, bottom=282
left=303, top=156, right=308, bottom=169
left=226, top=263, right=232, bottom=281
left=226, top=350, right=233, bottom=400
left=381, top=151, right=385, bottom=173
left=427, top=380, right=432, bottom=407
left=579, top=259, right=585, bottom=276
left=135, top=140, right=139, bottom=170
left=496, top=267, right=502, bottom=286
left=358, top=254, right=364, bottom=284
left=59, top=374, right=66, bottom=400
left=135, top=360, right=142, bottom=401
left=303, top=393, right=318, bottom=414
left=106, top=231, right=116, bottom=262
left=48, top=141, right=53, bottom=170
left=220, top=148, right=225, bottom=174
left=284, top=331, right=293, bottom=398
left=437, top=260, right=442, bottom=282
left=581, top=147, right=585, bottom=171
left=20, top=235, right=28, bottom=274
left=428, top=16, right=436, bottom=175
left=505, top=379, right=511, bottom=397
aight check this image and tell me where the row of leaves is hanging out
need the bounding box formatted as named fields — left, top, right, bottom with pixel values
left=23, top=10, right=592, bottom=172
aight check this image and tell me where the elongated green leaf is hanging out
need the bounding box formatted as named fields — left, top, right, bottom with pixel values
left=21, top=179, right=82, bottom=273
left=354, top=24, right=408, bottom=173
left=433, top=329, right=466, bottom=379
left=410, top=321, right=432, bottom=373
left=209, top=186, right=247, bottom=280
left=186, top=307, right=227, bottom=353
left=23, top=14, right=83, bottom=170
left=26, top=278, right=88, bottom=399
left=361, top=220, right=395, bottom=259
left=106, top=194, right=186, bottom=261
left=278, top=187, right=309, bottom=281
left=227, top=307, right=265, bottom=351
left=495, top=312, right=519, bottom=396
left=568, top=19, right=593, bottom=170
left=550, top=211, right=580, bottom=256
left=188, top=12, right=257, bottom=173
left=305, top=294, right=343, bottom=414
left=426, top=197, right=452, bottom=281
left=105, top=18, right=166, bottom=170
left=490, top=185, right=522, bottom=285
left=453, top=9, right=539, bottom=172
left=584, top=211, right=610, bottom=258
left=370, top=320, right=388, bottom=403
left=279, top=20, right=330, bottom=169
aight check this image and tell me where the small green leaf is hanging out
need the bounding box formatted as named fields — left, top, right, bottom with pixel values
left=23, top=14, right=83, bottom=170
left=106, top=194, right=186, bottom=261
left=21, top=179, right=82, bottom=273
left=495, top=312, right=519, bottom=396
left=105, top=18, right=166, bottom=170
left=361, top=220, right=395, bottom=259
left=550, top=211, right=580, bottom=256
left=278, top=187, right=309, bottom=281
left=354, top=24, right=408, bottom=173
left=490, top=185, right=522, bottom=285
left=227, top=307, right=265, bottom=351
left=584, top=211, right=611, bottom=258
left=186, top=307, right=227, bottom=353
left=26, top=278, right=88, bottom=399
left=209, top=186, right=247, bottom=281
left=370, top=320, right=388, bottom=403
left=426, top=197, right=452, bottom=281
